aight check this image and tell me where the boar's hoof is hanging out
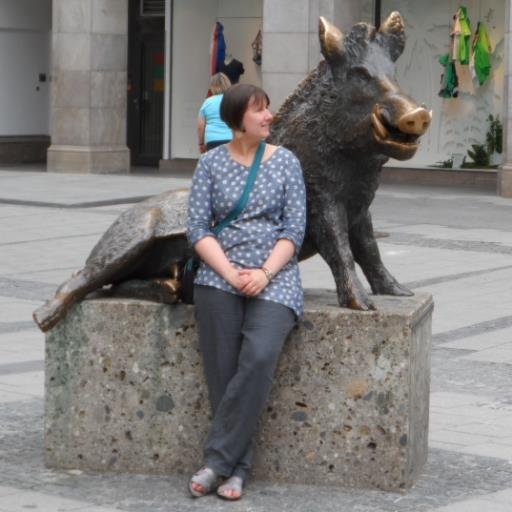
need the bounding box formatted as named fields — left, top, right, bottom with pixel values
left=373, top=281, right=414, bottom=297
left=340, top=287, right=375, bottom=311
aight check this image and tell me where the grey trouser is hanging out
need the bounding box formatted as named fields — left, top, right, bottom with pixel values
left=194, top=285, right=296, bottom=482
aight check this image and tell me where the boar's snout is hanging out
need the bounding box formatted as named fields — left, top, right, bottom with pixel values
left=371, top=104, right=432, bottom=161
left=397, top=107, right=432, bottom=136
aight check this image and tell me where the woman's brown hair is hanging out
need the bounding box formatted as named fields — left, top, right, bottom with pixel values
left=220, top=84, right=270, bottom=131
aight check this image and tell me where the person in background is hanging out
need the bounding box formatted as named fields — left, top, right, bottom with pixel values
left=187, top=83, right=307, bottom=500
left=197, top=73, right=232, bottom=153
left=217, top=54, right=245, bottom=84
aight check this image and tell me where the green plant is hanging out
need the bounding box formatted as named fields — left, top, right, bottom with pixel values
left=430, top=157, right=453, bottom=168
left=467, top=144, right=490, bottom=166
left=486, top=114, right=503, bottom=155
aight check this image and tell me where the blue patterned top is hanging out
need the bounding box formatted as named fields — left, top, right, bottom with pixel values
left=187, top=144, right=307, bottom=317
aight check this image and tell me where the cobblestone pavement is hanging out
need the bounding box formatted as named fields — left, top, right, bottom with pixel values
left=1, top=168, right=512, bottom=511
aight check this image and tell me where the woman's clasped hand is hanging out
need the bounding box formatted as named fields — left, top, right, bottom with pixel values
left=228, top=267, right=269, bottom=296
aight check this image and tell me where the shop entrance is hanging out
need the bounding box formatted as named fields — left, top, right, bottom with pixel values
left=127, top=0, right=165, bottom=166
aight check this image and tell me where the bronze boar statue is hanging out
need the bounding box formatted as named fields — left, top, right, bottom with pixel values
left=268, top=12, right=431, bottom=309
left=33, top=12, right=431, bottom=333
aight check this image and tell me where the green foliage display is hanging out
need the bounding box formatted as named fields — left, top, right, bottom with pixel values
left=467, top=144, right=490, bottom=166
left=464, top=115, right=502, bottom=168
left=431, top=157, right=453, bottom=168
left=486, top=114, right=503, bottom=155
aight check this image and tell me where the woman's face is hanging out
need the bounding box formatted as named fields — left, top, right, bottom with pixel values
left=240, top=97, right=273, bottom=139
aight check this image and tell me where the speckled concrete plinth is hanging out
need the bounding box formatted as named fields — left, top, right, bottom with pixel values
left=44, top=290, right=433, bottom=491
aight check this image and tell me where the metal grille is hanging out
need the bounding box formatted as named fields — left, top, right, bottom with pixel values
left=140, top=0, right=165, bottom=17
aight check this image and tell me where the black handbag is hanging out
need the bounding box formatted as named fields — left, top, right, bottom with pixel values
left=180, top=141, right=266, bottom=304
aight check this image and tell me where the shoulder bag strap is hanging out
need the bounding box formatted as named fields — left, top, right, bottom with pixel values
left=212, top=140, right=266, bottom=235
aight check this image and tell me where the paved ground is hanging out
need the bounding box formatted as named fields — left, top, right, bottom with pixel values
left=1, top=167, right=512, bottom=511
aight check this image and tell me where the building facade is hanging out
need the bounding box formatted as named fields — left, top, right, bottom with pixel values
left=0, top=1, right=51, bottom=163
left=1, top=0, right=512, bottom=195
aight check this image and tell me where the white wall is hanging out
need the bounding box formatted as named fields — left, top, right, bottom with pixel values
left=261, top=0, right=359, bottom=114
left=0, top=0, right=51, bottom=136
left=170, top=0, right=262, bottom=159
left=378, top=0, right=506, bottom=167
left=171, top=0, right=219, bottom=159
left=0, top=0, right=51, bottom=30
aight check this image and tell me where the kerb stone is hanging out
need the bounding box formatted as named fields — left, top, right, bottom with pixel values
left=44, top=290, right=433, bottom=491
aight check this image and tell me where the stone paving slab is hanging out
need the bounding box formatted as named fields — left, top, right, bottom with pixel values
left=414, top=268, right=512, bottom=335
left=371, top=184, right=512, bottom=232
left=429, top=429, right=497, bottom=448
left=299, top=245, right=512, bottom=304
left=481, top=488, right=512, bottom=504
left=453, top=422, right=512, bottom=438
left=0, top=360, right=43, bottom=375
left=429, top=392, right=495, bottom=408
left=439, top=326, right=512, bottom=350
left=0, top=234, right=102, bottom=280
left=0, top=371, right=44, bottom=398
left=0, top=349, right=44, bottom=366
left=0, top=171, right=188, bottom=207
left=0, top=488, right=121, bottom=512
left=0, top=297, right=41, bottom=324
left=0, top=329, right=44, bottom=363
left=458, top=346, right=512, bottom=363
left=0, top=210, right=116, bottom=245
left=428, top=390, right=512, bottom=462
left=431, top=498, right=512, bottom=512
left=1, top=268, right=79, bottom=287
left=458, top=443, right=512, bottom=460
left=0, top=487, right=17, bottom=498
left=0, top=279, right=57, bottom=302
left=0, top=388, right=37, bottom=403
left=388, top=224, right=512, bottom=247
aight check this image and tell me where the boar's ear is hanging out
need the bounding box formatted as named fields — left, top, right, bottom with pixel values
left=379, top=11, right=405, bottom=61
left=319, top=17, right=345, bottom=66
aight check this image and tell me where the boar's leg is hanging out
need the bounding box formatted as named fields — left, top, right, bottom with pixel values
left=349, top=211, right=413, bottom=296
left=309, top=201, right=375, bottom=310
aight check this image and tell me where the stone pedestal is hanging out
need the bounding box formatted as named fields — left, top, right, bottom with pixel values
left=48, top=0, right=130, bottom=174
left=44, top=290, right=433, bottom=491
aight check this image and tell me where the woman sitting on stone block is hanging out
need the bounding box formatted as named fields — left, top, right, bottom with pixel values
left=186, top=83, right=306, bottom=500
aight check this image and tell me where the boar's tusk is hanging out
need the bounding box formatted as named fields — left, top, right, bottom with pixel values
left=371, top=108, right=389, bottom=140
